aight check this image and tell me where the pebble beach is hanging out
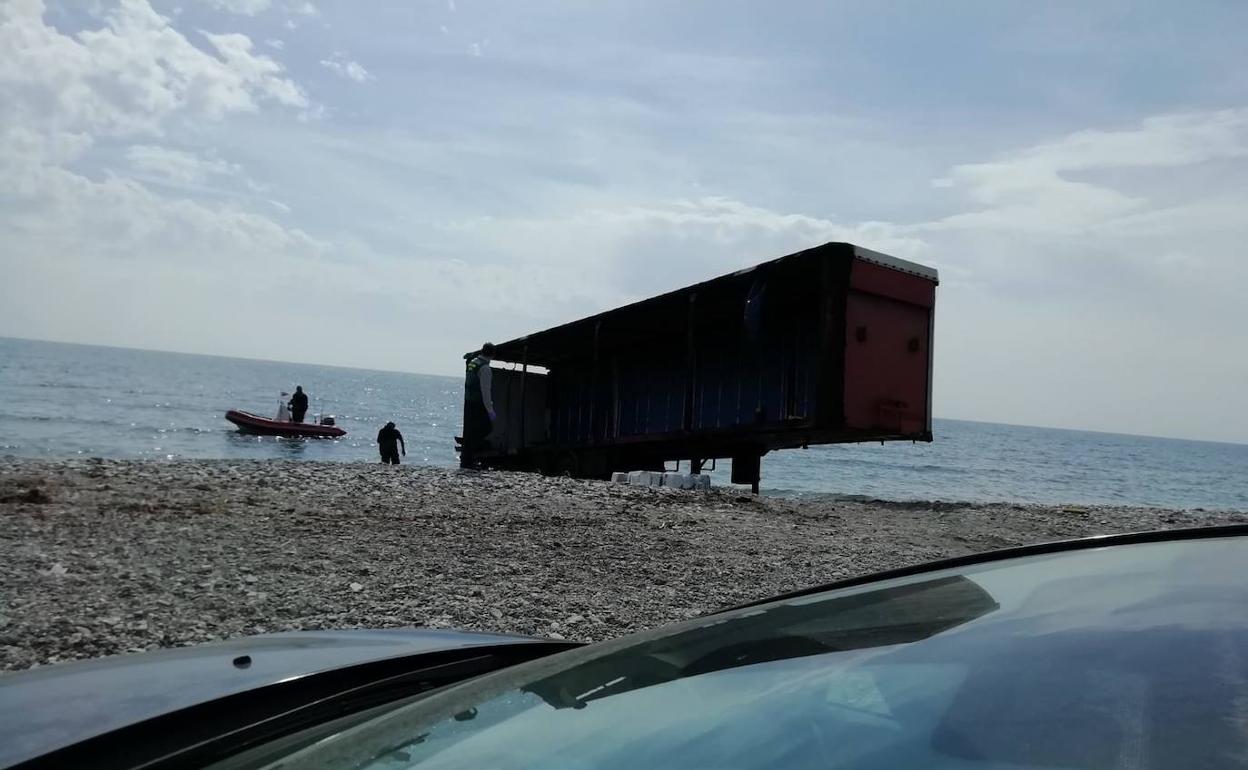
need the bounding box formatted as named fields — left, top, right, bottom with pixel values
left=3, top=457, right=1246, bottom=672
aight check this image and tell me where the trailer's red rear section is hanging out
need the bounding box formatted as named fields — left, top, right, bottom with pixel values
left=843, top=256, right=936, bottom=439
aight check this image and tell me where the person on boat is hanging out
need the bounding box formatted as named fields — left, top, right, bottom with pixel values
left=276, top=392, right=292, bottom=422
left=377, top=421, right=406, bottom=465
left=461, top=343, right=496, bottom=467
left=288, top=386, right=309, bottom=424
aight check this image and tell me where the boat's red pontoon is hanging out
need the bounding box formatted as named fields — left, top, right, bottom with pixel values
left=224, top=410, right=346, bottom=438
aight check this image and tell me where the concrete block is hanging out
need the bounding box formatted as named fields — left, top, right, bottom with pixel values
left=647, top=472, right=664, bottom=488
left=611, top=472, right=628, bottom=484
left=628, top=470, right=652, bottom=487
left=661, top=472, right=691, bottom=490
left=690, top=474, right=712, bottom=489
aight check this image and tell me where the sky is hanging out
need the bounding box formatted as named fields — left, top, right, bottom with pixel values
left=2, top=0, right=1247, bottom=444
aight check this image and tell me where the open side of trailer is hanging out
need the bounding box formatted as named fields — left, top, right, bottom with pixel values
left=458, top=241, right=938, bottom=492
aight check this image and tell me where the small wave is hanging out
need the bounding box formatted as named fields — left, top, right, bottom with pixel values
left=799, top=455, right=974, bottom=476
left=5, top=413, right=139, bottom=429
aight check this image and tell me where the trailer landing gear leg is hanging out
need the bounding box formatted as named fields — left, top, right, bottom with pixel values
left=731, top=452, right=762, bottom=495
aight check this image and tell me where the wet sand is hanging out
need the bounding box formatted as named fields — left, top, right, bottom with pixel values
left=3, top=457, right=1245, bottom=671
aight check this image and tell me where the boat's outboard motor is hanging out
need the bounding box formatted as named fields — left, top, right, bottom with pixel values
left=320, top=416, right=336, bottom=426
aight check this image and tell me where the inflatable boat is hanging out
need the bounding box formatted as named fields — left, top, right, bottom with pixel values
left=225, top=410, right=347, bottom=438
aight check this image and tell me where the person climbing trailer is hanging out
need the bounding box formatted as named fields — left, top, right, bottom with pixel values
left=460, top=343, right=496, bottom=468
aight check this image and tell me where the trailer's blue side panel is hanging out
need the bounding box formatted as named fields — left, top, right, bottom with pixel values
left=692, top=346, right=725, bottom=431
left=547, top=303, right=825, bottom=447
left=569, top=328, right=819, bottom=446
left=612, top=347, right=680, bottom=439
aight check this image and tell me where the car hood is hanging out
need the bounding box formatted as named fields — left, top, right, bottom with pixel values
left=0, top=628, right=557, bottom=768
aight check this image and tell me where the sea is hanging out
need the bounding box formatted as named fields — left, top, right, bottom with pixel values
left=2, top=337, right=1245, bottom=511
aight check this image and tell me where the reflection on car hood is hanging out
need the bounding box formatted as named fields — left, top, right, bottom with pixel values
left=0, top=628, right=544, bottom=768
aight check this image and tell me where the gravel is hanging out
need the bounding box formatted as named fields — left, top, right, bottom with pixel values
left=3, top=457, right=1246, bottom=672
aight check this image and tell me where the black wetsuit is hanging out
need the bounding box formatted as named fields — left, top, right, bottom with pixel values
left=377, top=425, right=404, bottom=464
left=289, top=391, right=309, bottom=423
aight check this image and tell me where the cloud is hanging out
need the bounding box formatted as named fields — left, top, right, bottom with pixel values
left=1, top=124, right=343, bottom=361
left=424, top=195, right=923, bottom=306
left=593, top=197, right=913, bottom=245
left=274, top=1, right=316, bottom=30
left=126, top=144, right=241, bottom=184
left=466, top=39, right=487, bottom=57
left=928, top=109, right=1248, bottom=233
left=1014, top=110, right=1248, bottom=171
left=201, top=0, right=271, bottom=15
left=0, top=0, right=603, bottom=369
left=319, top=52, right=371, bottom=83
left=916, top=108, right=1248, bottom=291
left=0, top=0, right=326, bottom=357
left=265, top=37, right=284, bottom=50
left=1, top=131, right=323, bottom=264
left=1, top=127, right=617, bottom=370
left=893, top=108, right=1248, bottom=439
left=0, top=0, right=307, bottom=138
left=201, top=32, right=309, bottom=109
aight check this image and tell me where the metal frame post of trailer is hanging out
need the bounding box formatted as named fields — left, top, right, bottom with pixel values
left=457, top=242, right=938, bottom=492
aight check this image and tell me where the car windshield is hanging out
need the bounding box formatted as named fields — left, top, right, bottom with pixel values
left=224, top=535, right=1248, bottom=770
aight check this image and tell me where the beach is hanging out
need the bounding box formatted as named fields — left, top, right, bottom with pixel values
left=3, top=457, right=1246, bottom=672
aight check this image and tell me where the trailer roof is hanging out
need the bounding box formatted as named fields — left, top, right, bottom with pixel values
left=479, top=242, right=937, bottom=367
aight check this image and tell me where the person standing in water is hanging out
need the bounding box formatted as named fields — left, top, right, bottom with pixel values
left=461, top=343, right=496, bottom=467
left=377, top=422, right=406, bottom=465
left=288, top=386, right=309, bottom=423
